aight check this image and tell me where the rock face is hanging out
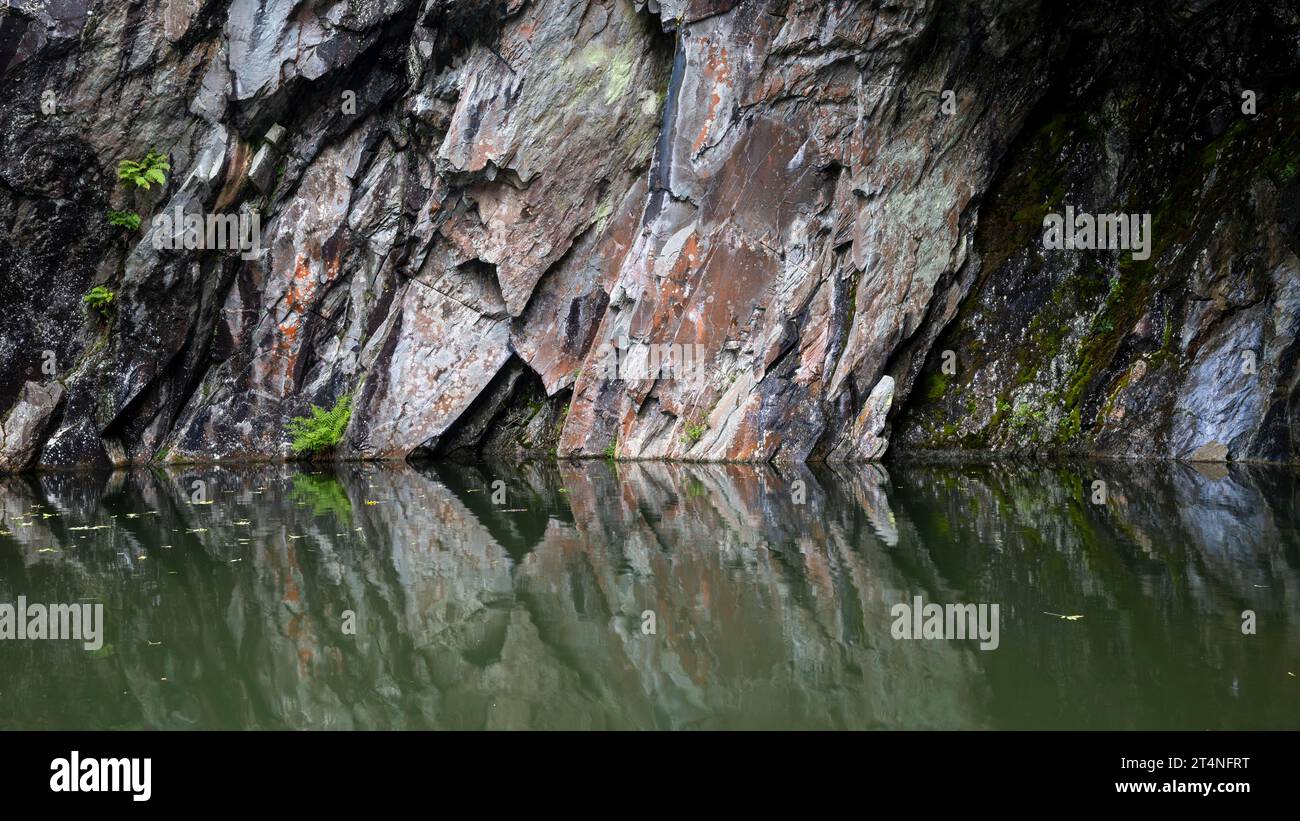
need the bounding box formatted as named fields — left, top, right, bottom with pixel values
left=1, top=0, right=1297, bottom=470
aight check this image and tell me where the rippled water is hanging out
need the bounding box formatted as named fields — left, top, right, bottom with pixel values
left=0, top=459, right=1297, bottom=730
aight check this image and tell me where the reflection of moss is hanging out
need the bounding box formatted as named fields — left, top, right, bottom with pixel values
left=290, top=472, right=353, bottom=525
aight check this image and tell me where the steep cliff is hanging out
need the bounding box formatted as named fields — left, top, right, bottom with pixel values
left=1, top=0, right=1297, bottom=470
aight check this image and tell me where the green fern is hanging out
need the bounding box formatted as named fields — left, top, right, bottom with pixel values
left=286, top=395, right=353, bottom=457
left=117, top=150, right=170, bottom=190
left=682, top=422, right=708, bottom=446
left=83, top=285, right=115, bottom=315
left=107, top=210, right=142, bottom=231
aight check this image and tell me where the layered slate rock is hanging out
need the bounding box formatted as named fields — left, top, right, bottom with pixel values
left=1, top=0, right=1297, bottom=468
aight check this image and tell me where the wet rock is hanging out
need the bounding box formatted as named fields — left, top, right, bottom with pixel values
left=1188, top=441, right=1229, bottom=462
left=830, top=375, right=894, bottom=462
left=1, top=1, right=1297, bottom=470
left=0, top=381, right=64, bottom=471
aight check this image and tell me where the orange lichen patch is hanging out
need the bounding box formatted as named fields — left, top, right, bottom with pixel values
left=675, top=233, right=704, bottom=274
left=284, top=257, right=317, bottom=316
left=265, top=256, right=323, bottom=394
left=692, top=46, right=732, bottom=155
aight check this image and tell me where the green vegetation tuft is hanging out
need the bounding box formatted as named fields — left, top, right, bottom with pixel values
left=107, top=210, right=142, bottom=231
left=83, top=285, right=115, bottom=315
left=682, top=422, right=708, bottom=446
left=117, top=150, right=170, bottom=190
left=286, top=395, right=352, bottom=457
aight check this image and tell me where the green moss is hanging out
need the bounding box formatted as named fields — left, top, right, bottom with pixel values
left=1056, top=407, right=1081, bottom=443
left=1010, top=403, right=1047, bottom=430
left=923, top=372, right=949, bottom=402
left=838, top=270, right=860, bottom=357
left=1199, top=118, right=1250, bottom=168
left=1279, top=158, right=1300, bottom=185
left=977, top=111, right=1082, bottom=272
left=604, top=50, right=636, bottom=105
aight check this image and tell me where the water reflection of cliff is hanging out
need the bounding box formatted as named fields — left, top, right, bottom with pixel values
left=0, top=459, right=1296, bottom=729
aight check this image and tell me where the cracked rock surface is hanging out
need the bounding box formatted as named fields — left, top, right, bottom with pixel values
left=1, top=0, right=1297, bottom=469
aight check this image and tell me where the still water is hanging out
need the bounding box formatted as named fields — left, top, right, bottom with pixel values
left=0, top=459, right=1297, bottom=730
